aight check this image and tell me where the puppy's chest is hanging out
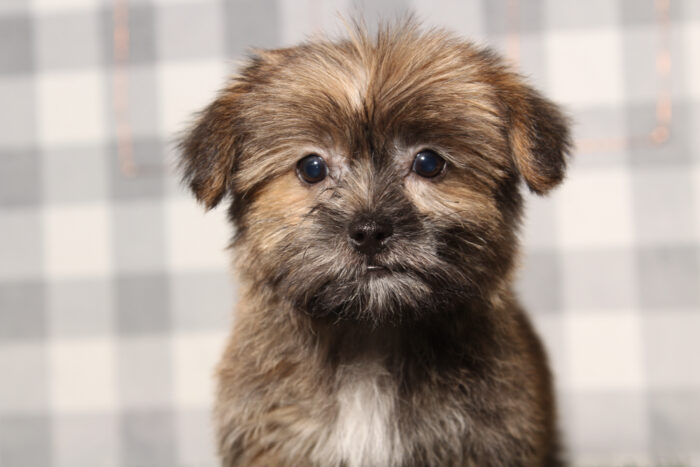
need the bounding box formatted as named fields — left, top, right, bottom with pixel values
left=313, top=365, right=402, bottom=467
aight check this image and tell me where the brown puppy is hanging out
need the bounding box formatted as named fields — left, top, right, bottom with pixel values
left=180, top=20, right=571, bottom=467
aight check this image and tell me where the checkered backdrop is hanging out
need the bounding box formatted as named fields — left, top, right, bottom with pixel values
left=1, top=0, right=699, bottom=466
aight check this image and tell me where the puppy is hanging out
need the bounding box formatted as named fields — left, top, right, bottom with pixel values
left=180, top=21, right=571, bottom=467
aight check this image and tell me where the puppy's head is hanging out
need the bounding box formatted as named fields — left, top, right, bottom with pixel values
left=180, top=22, right=571, bottom=325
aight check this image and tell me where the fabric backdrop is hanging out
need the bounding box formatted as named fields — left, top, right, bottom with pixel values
left=1, top=0, right=699, bottom=465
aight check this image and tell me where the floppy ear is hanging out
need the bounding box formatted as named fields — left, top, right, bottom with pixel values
left=502, top=78, right=572, bottom=195
left=179, top=82, right=246, bottom=210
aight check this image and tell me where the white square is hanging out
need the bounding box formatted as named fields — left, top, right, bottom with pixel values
left=166, top=198, right=230, bottom=271
left=555, top=165, right=633, bottom=249
left=38, top=69, right=105, bottom=146
left=172, top=330, right=226, bottom=408
left=565, top=310, right=644, bottom=391
left=50, top=337, right=116, bottom=412
left=157, top=59, right=226, bottom=136
left=687, top=22, right=700, bottom=100
left=546, top=28, right=623, bottom=108
left=45, top=203, right=111, bottom=279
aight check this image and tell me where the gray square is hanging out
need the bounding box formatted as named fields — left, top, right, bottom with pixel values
left=48, top=279, right=113, bottom=337
left=561, top=248, right=636, bottom=310
left=120, top=409, right=176, bottom=467
left=171, top=272, right=233, bottom=331
left=571, top=107, right=628, bottom=166
left=224, top=0, right=280, bottom=59
left=0, top=14, right=33, bottom=74
left=102, top=3, right=156, bottom=65
left=626, top=101, right=692, bottom=166
left=35, top=10, right=101, bottom=70
left=516, top=250, right=562, bottom=313
left=0, top=342, right=47, bottom=413
left=0, top=148, right=40, bottom=206
left=109, top=138, right=166, bottom=200
left=118, top=336, right=172, bottom=409
left=113, top=200, right=165, bottom=273
left=156, top=1, right=223, bottom=60
left=351, top=0, right=413, bottom=34
left=619, top=0, right=685, bottom=25
left=164, top=143, right=188, bottom=197
left=0, top=414, right=51, bottom=467
left=116, top=273, right=170, bottom=334
left=637, top=246, right=700, bottom=310
left=649, top=390, right=700, bottom=460
left=104, top=65, right=159, bottom=140
left=563, top=390, right=649, bottom=461
left=42, top=144, right=108, bottom=204
left=0, top=210, right=42, bottom=281
left=52, top=413, right=118, bottom=467
left=544, top=0, right=618, bottom=29
left=633, top=168, right=696, bottom=246
left=482, top=0, right=543, bottom=35
left=0, top=1, right=28, bottom=15
left=0, top=280, right=45, bottom=340
left=0, top=76, right=35, bottom=148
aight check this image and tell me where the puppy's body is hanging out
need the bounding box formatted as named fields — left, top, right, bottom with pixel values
left=216, top=291, right=556, bottom=466
left=181, top=22, right=570, bottom=467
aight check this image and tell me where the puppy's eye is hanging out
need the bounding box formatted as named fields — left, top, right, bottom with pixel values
left=412, top=150, right=446, bottom=178
left=297, top=154, right=328, bottom=184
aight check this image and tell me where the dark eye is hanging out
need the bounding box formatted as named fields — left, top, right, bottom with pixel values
left=296, top=154, right=328, bottom=184
left=412, top=150, right=446, bottom=178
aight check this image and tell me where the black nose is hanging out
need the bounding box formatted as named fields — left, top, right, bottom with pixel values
left=348, top=218, right=394, bottom=255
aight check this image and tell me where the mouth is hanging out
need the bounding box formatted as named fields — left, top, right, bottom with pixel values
left=365, top=263, right=393, bottom=277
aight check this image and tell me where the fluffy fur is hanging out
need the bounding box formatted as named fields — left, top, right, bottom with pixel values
left=180, top=20, right=571, bottom=467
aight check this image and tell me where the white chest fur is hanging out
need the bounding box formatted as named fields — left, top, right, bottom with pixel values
left=315, top=362, right=402, bottom=467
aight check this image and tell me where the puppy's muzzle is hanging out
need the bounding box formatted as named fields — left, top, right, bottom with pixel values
left=348, top=217, right=393, bottom=256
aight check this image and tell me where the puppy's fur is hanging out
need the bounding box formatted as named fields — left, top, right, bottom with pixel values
left=181, top=21, right=571, bottom=467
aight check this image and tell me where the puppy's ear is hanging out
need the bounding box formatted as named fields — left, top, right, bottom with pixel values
left=179, top=83, right=244, bottom=209
left=501, top=77, right=572, bottom=195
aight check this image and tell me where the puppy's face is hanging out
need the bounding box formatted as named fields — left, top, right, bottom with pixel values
left=181, top=25, right=570, bottom=325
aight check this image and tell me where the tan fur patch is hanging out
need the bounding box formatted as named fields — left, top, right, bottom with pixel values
left=405, top=173, right=501, bottom=231
left=247, top=172, right=313, bottom=254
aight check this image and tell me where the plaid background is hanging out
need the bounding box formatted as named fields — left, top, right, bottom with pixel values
left=0, top=0, right=699, bottom=465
